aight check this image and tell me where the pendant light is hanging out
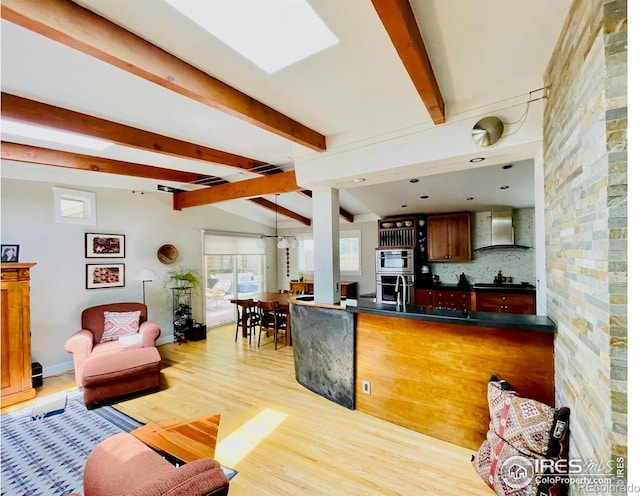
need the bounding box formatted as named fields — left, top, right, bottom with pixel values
left=275, top=194, right=289, bottom=249
left=256, top=193, right=298, bottom=249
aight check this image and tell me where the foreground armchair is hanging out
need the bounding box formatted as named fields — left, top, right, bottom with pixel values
left=64, top=302, right=162, bottom=405
left=83, top=432, right=229, bottom=496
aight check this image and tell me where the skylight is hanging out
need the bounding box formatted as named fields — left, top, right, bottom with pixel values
left=1, top=120, right=112, bottom=151
left=166, top=0, right=339, bottom=74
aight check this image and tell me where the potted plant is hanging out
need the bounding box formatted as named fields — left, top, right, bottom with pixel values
left=165, top=266, right=202, bottom=293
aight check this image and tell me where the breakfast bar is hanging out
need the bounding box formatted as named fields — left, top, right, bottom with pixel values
left=289, top=297, right=556, bottom=449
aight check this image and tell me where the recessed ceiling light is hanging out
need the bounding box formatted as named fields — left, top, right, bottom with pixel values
left=409, top=178, right=419, bottom=183
left=166, top=0, right=339, bottom=74
left=502, top=164, right=513, bottom=169
left=469, top=157, right=485, bottom=163
left=401, top=204, right=408, bottom=208
left=467, top=197, right=474, bottom=201
left=353, top=178, right=366, bottom=183
left=420, top=195, right=429, bottom=199
left=500, top=185, right=510, bottom=190
left=1, top=119, right=112, bottom=150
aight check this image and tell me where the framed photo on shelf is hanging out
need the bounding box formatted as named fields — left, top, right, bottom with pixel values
left=86, top=263, right=125, bottom=289
left=1, top=244, right=19, bottom=262
left=85, top=233, right=125, bottom=258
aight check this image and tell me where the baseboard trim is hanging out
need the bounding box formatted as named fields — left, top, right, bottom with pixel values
left=157, top=335, right=174, bottom=346
left=43, top=361, right=74, bottom=378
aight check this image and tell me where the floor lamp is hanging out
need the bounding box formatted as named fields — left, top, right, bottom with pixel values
left=134, top=269, right=158, bottom=305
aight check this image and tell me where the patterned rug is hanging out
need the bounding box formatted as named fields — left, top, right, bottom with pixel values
left=1, top=392, right=236, bottom=495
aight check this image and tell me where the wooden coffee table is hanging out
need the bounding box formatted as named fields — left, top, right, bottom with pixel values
left=131, top=414, right=220, bottom=464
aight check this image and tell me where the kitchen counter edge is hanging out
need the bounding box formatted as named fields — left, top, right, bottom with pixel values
left=417, top=283, right=536, bottom=293
left=347, top=299, right=556, bottom=334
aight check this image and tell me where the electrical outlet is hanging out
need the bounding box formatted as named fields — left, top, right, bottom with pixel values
left=362, top=380, right=371, bottom=395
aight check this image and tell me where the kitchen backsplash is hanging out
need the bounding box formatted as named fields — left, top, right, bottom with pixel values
left=430, top=208, right=536, bottom=286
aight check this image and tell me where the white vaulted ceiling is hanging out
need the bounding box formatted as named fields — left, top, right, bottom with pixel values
left=1, top=0, right=572, bottom=226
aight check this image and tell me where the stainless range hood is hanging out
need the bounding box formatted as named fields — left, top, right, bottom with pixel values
left=476, top=207, right=530, bottom=250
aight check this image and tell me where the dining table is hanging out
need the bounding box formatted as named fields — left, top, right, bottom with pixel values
left=231, top=292, right=292, bottom=346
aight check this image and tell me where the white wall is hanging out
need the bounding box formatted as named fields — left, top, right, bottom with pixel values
left=1, top=178, right=272, bottom=377
left=278, top=218, right=379, bottom=296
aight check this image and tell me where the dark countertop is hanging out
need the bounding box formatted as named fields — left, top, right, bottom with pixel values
left=416, top=283, right=470, bottom=291
left=416, top=282, right=536, bottom=293
left=346, top=299, right=556, bottom=333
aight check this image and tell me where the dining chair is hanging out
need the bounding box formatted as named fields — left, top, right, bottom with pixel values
left=233, top=299, right=259, bottom=343
left=257, top=300, right=287, bottom=350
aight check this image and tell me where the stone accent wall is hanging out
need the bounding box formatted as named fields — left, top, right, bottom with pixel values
left=543, top=0, right=627, bottom=493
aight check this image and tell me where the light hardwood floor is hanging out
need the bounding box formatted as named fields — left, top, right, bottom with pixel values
left=7, top=325, right=493, bottom=495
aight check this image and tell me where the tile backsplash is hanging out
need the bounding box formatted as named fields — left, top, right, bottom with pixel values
left=430, top=209, right=535, bottom=286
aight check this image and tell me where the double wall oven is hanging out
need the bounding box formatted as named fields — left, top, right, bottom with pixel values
left=375, top=249, right=414, bottom=305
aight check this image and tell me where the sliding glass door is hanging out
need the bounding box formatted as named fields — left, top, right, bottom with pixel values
left=203, top=233, right=266, bottom=327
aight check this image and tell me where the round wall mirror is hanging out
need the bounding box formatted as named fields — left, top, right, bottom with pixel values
left=157, top=244, right=178, bottom=264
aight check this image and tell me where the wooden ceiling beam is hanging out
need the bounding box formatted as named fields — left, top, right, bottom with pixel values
left=1, top=0, right=327, bottom=151
left=1, top=141, right=214, bottom=183
left=371, top=0, right=445, bottom=124
left=300, top=189, right=354, bottom=223
left=173, top=170, right=301, bottom=210
left=1, top=93, right=269, bottom=173
left=249, top=198, right=311, bottom=226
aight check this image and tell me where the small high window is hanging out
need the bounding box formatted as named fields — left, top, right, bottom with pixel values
left=53, top=187, right=96, bottom=225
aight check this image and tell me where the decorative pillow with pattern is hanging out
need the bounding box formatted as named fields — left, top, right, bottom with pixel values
left=473, top=429, right=569, bottom=496
left=101, top=311, right=141, bottom=343
left=472, top=429, right=541, bottom=496
left=488, top=375, right=570, bottom=458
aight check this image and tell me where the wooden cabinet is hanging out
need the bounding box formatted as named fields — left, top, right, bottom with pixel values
left=1, top=263, right=37, bottom=407
left=290, top=281, right=313, bottom=294
left=427, top=213, right=471, bottom=262
left=475, top=292, right=535, bottom=315
left=415, top=288, right=471, bottom=310
left=289, top=281, right=358, bottom=299
left=414, top=289, right=433, bottom=306
left=433, top=289, right=471, bottom=310
left=340, top=282, right=358, bottom=299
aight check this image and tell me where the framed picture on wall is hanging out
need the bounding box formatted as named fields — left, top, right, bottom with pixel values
left=86, top=263, right=125, bottom=289
left=85, top=233, right=125, bottom=258
left=1, top=244, right=19, bottom=262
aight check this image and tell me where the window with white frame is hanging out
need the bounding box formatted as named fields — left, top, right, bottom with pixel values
left=53, top=187, right=96, bottom=225
left=297, top=230, right=361, bottom=275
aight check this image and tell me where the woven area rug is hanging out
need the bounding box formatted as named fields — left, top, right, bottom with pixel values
left=1, top=392, right=236, bottom=496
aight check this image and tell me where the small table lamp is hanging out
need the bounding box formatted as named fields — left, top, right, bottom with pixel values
left=134, top=269, right=158, bottom=305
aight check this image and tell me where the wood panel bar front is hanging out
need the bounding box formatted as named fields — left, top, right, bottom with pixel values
left=354, top=312, right=554, bottom=450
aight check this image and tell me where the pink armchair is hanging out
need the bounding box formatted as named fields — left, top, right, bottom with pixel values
left=65, top=302, right=161, bottom=387
left=83, top=432, right=229, bottom=496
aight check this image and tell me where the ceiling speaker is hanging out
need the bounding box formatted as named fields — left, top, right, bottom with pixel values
left=472, top=116, right=504, bottom=147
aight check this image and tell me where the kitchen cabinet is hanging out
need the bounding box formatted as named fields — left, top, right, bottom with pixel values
left=433, top=288, right=471, bottom=310
left=415, top=287, right=471, bottom=310
left=414, top=289, right=434, bottom=306
left=427, top=212, right=471, bottom=262
left=1, top=263, right=37, bottom=407
left=475, top=292, right=535, bottom=315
